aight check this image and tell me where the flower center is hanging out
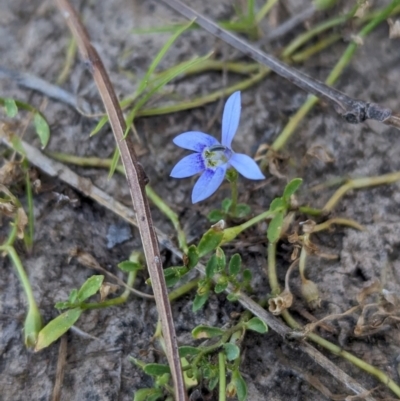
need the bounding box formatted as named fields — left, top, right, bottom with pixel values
left=203, top=145, right=232, bottom=169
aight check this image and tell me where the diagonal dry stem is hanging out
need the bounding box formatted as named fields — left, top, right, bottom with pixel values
left=160, top=0, right=400, bottom=130
left=54, top=1, right=186, bottom=399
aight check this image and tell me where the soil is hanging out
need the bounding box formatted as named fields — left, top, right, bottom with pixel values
left=1, top=1, right=400, bottom=400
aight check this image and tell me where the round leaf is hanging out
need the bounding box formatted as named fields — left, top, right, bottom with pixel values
left=192, top=325, right=224, bottom=339
left=283, top=178, right=303, bottom=202
left=197, top=228, right=224, bottom=257
left=246, top=317, right=268, bottom=334
left=229, top=254, right=241, bottom=276
left=223, top=343, right=240, bottom=361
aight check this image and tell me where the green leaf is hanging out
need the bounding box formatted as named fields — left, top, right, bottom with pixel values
left=267, top=212, right=284, bottom=243
left=243, top=269, right=252, bottom=283
left=54, top=301, right=71, bottom=310
left=207, top=209, right=225, bottom=223
left=227, top=293, right=240, bottom=302
left=134, top=388, right=164, bottom=401
left=233, top=370, right=248, bottom=401
left=198, top=228, right=224, bottom=258
left=229, top=254, right=241, bottom=276
left=117, top=260, right=143, bottom=272
left=192, top=325, right=224, bottom=339
left=214, top=277, right=229, bottom=294
left=223, top=343, right=240, bottom=361
left=269, top=197, right=285, bottom=212
left=108, top=147, right=120, bottom=179
left=143, top=363, right=171, bottom=376
left=35, top=308, right=82, bottom=351
left=246, top=317, right=268, bottom=334
left=186, top=245, right=199, bottom=269
left=205, top=255, right=218, bottom=279
left=68, top=288, right=78, bottom=304
left=283, top=178, right=303, bottom=203
left=178, top=346, right=201, bottom=357
left=221, top=198, right=232, bottom=213
left=208, top=375, right=219, bottom=391
left=4, top=98, right=18, bottom=117
left=235, top=203, right=251, bottom=218
left=215, top=247, right=226, bottom=273
left=192, top=292, right=209, bottom=312
left=33, top=113, right=50, bottom=148
left=163, top=266, right=188, bottom=287
left=76, top=275, right=104, bottom=303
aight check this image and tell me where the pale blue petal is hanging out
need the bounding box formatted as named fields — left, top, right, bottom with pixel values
left=170, top=153, right=205, bottom=178
left=173, top=131, right=219, bottom=152
left=229, top=153, right=265, bottom=180
left=192, top=165, right=227, bottom=203
left=221, top=91, right=241, bottom=148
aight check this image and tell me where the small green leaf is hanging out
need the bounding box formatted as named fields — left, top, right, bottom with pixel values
left=214, top=277, right=228, bottom=294
left=246, top=317, right=268, bottom=334
left=205, top=254, right=218, bottom=279
left=229, top=254, right=241, bottom=276
left=117, top=260, right=143, bottom=272
left=134, top=388, right=164, bottom=401
left=108, top=147, right=120, bottom=179
left=233, top=370, right=248, bottom=401
left=215, top=247, right=226, bottom=273
left=4, top=98, right=18, bottom=117
left=235, top=203, right=251, bottom=218
left=68, top=288, right=78, bottom=304
left=76, top=275, right=104, bottom=303
left=227, top=293, right=240, bottom=302
left=178, top=346, right=201, bottom=357
left=283, top=178, right=303, bottom=203
left=223, top=343, right=240, bottom=361
left=208, top=375, right=219, bottom=391
left=143, top=363, right=171, bottom=376
left=192, top=292, right=209, bottom=312
left=207, top=209, right=225, bottom=223
left=163, top=266, right=188, bottom=287
left=186, top=245, right=199, bottom=269
left=192, top=325, right=224, bottom=339
left=35, top=308, right=82, bottom=351
left=198, top=228, right=224, bottom=257
left=221, top=198, right=232, bottom=213
left=33, top=113, right=50, bottom=148
left=54, top=301, right=71, bottom=310
left=267, top=212, right=284, bottom=243
left=243, top=269, right=252, bottom=283
left=269, top=197, right=285, bottom=212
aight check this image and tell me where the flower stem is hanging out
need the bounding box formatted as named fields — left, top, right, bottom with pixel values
left=267, top=242, right=280, bottom=296
left=218, top=352, right=227, bottom=401
left=0, top=245, right=43, bottom=347
left=228, top=173, right=238, bottom=217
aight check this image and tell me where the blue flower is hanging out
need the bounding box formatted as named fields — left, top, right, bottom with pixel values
left=170, top=91, right=265, bottom=203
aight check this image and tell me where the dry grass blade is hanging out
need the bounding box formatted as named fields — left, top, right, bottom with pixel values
left=54, top=1, right=186, bottom=399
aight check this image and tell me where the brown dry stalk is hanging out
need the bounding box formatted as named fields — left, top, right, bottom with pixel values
left=54, top=1, right=186, bottom=399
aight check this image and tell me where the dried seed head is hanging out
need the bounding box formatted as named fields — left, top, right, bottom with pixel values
left=211, top=219, right=226, bottom=231
left=301, top=279, right=321, bottom=309
left=300, top=219, right=316, bottom=234
left=268, top=290, right=293, bottom=315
